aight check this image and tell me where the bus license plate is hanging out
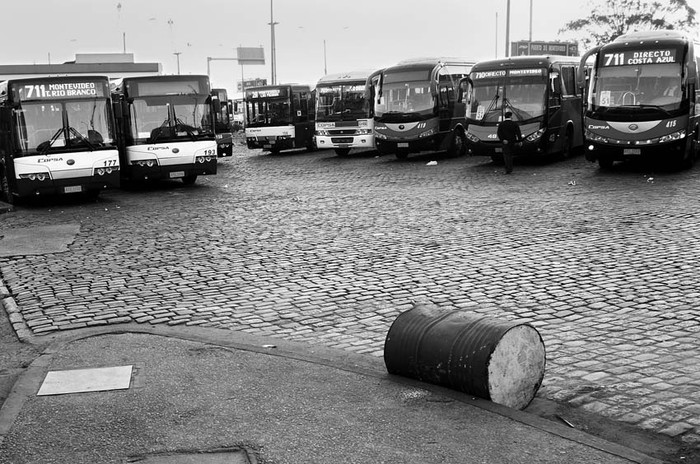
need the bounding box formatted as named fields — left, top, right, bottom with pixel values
left=64, top=185, right=82, bottom=193
left=169, top=171, right=185, bottom=178
left=263, top=144, right=271, bottom=149
left=624, top=148, right=641, bottom=155
left=495, top=147, right=503, bottom=153
left=398, top=143, right=409, bottom=148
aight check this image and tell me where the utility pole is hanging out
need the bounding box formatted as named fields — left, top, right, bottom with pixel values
left=323, top=40, right=327, bottom=75
left=173, top=52, right=181, bottom=75
left=269, top=0, right=278, bottom=85
left=505, top=0, right=511, bottom=57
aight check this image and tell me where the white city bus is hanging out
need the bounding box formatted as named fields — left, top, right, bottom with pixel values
left=314, top=70, right=377, bottom=156
left=0, top=75, right=120, bottom=204
left=111, top=75, right=217, bottom=185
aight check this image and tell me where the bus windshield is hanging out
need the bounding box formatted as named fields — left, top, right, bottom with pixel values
left=590, top=62, right=683, bottom=115
left=468, top=74, right=547, bottom=123
left=15, top=99, right=113, bottom=155
left=130, top=95, right=212, bottom=141
left=316, top=83, right=368, bottom=120
left=375, top=70, right=434, bottom=118
left=247, top=97, right=291, bottom=125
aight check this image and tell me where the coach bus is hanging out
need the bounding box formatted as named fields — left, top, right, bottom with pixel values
left=211, top=88, right=233, bottom=157
left=244, top=84, right=315, bottom=154
left=314, top=70, right=376, bottom=156
left=462, top=55, right=583, bottom=164
left=373, top=58, right=473, bottom=160
left=111, top=74, right=217, bottom=185
left=577, top=30, right=700, bottom=169
left=0, top=75, right=119, bottom=204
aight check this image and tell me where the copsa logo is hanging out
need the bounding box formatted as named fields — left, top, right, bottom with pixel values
left=588, top=124, right=610, bottom=130
left=37, top=157, right=63, bottom=163
left=147, top=146, right=170, bottom=151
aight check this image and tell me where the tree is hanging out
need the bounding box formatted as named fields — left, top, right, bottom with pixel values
left=559, top=0, right=697, bottom=50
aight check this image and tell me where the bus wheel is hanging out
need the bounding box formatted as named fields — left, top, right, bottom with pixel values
left=335, top=148, right=351, bottom=157
left=560, top=128, right=573, bottom=159
left=491, top=154, right=504, bottom=165
left=598, top=158, right=614, bottom=170
left=447, top=130, right=467, bottom=158
left=182, top=175, right=198, bottom=185
left=1, top=171, right=14, bottom=205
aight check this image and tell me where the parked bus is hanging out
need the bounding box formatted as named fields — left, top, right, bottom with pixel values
left=373, top=58, right=473, bottom=159
left=211, top=88, right=233, bottom=157
left=314, top=70, right=376, bottom=156
left=577, top=30, right=700, bottom=169
left=244, top=84, right=315, bottom=154
left=0, top=75, right=119, bottom=204
left=462, top=55, right=583, bottom=163
left=111, top=75, right=217, bottom=185
left=232, top=98, right=245, bottom=131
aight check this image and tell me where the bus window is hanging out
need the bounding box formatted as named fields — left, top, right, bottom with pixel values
left=561, top=66, right=577, bottom=96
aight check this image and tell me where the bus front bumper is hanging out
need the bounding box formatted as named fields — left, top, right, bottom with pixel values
left=375, top=136, right=441, bottom=155
left=126, top=160, right=217, bottom=182
left=246, top=136, right=295, bottom=152
left=584, top=139, right=687, bottom=162
left=15, top=171, right=120, bottom=197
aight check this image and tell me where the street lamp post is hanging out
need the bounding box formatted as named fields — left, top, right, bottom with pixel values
left=269, top=0, right=278, bottom=85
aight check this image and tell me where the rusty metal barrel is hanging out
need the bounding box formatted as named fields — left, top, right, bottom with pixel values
left=384, top=303, right=546, bottom=410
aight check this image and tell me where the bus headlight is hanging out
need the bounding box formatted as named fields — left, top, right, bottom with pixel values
left=525, top=128, right=545, bottom=143
left=316, top=130, right=330, bottom=136
left=132, top=160, right=158, bottom=168
left=19, top=172, right=50, bottom=181
left=584, top=129, right=608, bottom=144
left=356, top=128, right=372, bottom=135
left=374, top=132, right=388, bottom=140
left=658, top=129, right=686, bottom=143
left=94, top=166, right=120, bottom=176
left=465, top=132, right=479, bottom=143
left=418, top=127, right=436, bottom=138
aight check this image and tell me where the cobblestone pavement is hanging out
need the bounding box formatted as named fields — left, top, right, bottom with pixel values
left=2, top=142, right=700, bottom=448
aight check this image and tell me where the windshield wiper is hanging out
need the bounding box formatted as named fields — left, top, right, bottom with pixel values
left=150, top=118, right=171, bottom=143
left=483, top=92, right=500, bottom=121
left=174, top=117, right=199, bottom=141
left=502, top=97, right=528, bottom=120
left=68, top=126, right=96, bottom=151
left=614, top=104, right=672, bottom=118
left=37, top=128, right=65, bottom=155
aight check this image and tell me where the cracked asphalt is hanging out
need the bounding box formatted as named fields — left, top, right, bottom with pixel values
left=2, top=140, right=700, bottom=456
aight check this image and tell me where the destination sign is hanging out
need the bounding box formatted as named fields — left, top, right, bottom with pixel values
left=132, top=80, right=204, bottom=96
left=246, top=88, right=288, bottom=99
left=15, top=81, right=107, bottom=101
left=472, top=68, right=545, bottom=79
left=602, top=49, right=678, bottom=66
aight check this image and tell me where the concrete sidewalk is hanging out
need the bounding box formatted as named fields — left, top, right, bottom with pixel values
left=0, top=325, right=662, bottom=464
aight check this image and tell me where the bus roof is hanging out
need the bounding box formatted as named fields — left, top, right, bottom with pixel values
left=316, top=70, right=377, bottom=85
left=471, top=55, right=581, bottom=72
left=391, top=57, right=475, bottom=67
left=613, top=30, right=688, bottom=43
left=244, top=83, right=313, bottom=93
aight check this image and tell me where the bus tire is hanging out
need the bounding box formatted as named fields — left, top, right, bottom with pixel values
left=561, top=128, right=574, bottom=159
left=1, top=170, right=14, bottom=205
left=598, top=158, right=614, bottom=170
left=335, top=148, right=351, bottom=157
left=447, top=129, right=467, bottom=158
left=182, top=175, right=198, bottom=185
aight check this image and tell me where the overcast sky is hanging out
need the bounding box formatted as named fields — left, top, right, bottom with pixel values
left=4, top=0, right=700, bottom=99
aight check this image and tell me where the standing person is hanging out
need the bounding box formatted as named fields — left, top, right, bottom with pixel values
left=496, top=111, right=523, bottom=174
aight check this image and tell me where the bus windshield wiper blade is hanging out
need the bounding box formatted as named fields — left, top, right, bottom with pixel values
left=37, top=127, right=64, bottom=155
left=502, top=97, right=527, bottom=120
left=68, top=126, right=95, bottom=150
left=175, top=117, right=198, bottom=140
left=150, top=118, right=171, bottom=143
left=483, top=93, right=500, bottom=120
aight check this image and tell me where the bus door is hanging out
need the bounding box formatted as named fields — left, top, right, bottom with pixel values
left=546, top=67, right=564, bottom=136
left=292, top=90, right=313, bottom=148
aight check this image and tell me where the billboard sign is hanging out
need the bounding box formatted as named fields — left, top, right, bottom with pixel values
left=512, top=41, right=579, bottom=57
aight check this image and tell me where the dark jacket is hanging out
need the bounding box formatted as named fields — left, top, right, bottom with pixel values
left=497, top=118, right=522, bottom=144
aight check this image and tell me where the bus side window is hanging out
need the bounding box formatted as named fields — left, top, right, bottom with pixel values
left=561, top=66, right=577, bottom=96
